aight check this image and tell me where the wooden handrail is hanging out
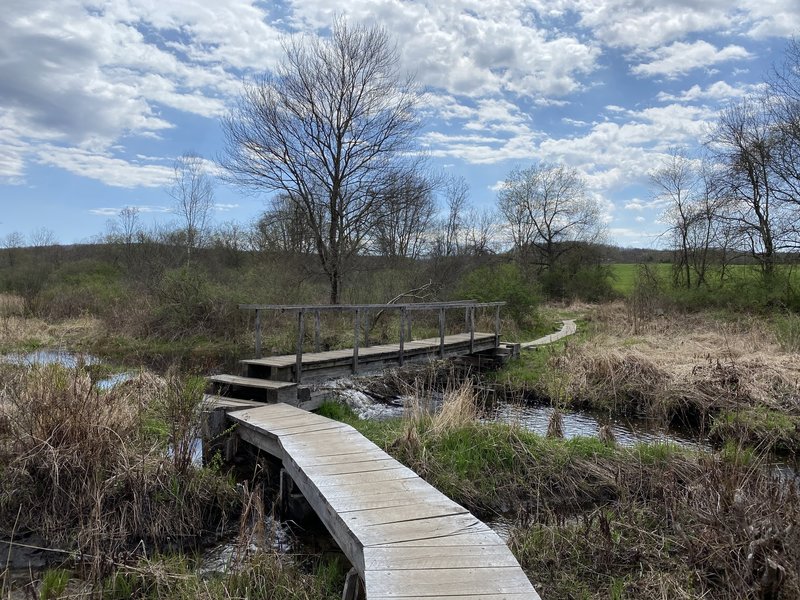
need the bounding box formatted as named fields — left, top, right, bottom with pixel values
left=243, top=300, right=506, bottom=371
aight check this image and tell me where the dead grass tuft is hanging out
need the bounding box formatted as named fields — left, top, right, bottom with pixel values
left=544, top=305, right=800, bottom=441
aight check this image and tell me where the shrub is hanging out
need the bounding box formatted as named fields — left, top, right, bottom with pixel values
left=458, top=262, right=538, bottom=327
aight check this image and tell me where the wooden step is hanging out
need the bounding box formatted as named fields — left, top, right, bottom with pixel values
left=208, top=374, right=298, bottom=404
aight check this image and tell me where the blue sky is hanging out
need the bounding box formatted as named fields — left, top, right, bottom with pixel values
left=1, top=0, right=798, bottom=247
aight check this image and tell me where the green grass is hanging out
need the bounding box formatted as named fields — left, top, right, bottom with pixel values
left=710, top=407, right=800, bottom=453
left=608, top=262, right=800, bottom=305
left=490, top=317, right=590, bottom=393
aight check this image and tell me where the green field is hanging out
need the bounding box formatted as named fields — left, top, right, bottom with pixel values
left=608, top=263, right=800, bottom=298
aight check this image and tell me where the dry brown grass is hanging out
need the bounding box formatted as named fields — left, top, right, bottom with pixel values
left=0, top=364, right=238, bottom=576
left=556, top=303, right=800, bottom=425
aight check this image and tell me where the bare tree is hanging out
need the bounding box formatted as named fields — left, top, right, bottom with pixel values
left=221, top=20, right=420, bottom=303
left=496, top=163, right=603, bottom=271
left=251, top=194, right=316, bottom=255
left=651, top=151, right=728, bottom=288
left=710, top=99, right=784, bottom=276
left=117, top=206, right=141, bottom=246
left=462, top=205, right=498, bottom=256
left=2, top=231, right=24, bottom=266
left=371, top=171, right=436, bottom=260
left=767, top=37, right=800, bottom=244
left=441, top=175, right=469, bottom=257
left=169, top=152, right=215, bottom=265
left=29, top=227, right=56, bottom=248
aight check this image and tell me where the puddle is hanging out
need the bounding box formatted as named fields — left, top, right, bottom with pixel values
left=1, top=350, right=135, bottom=389
left=1, top=349, right=101, bottom=368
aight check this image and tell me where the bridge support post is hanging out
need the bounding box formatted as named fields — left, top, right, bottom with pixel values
left=314, top=310, right=321, bottom=353
left=341, top=567, right=363, bottom=600
left=296, top=310, right=305, bottom=384
left=353, top=309, right=360, bottom=375
left=494, top=304, right=501, bottom=347
left=439, top=308, right=445, bottom=358
left=255, top=309, right=262, bottom=359
left=399, top=307, right=406, bottom=366
left=469, top=306, right=475, bottom=354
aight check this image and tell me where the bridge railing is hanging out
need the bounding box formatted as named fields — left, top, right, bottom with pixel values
left=239, top=300, right=505, bottom=383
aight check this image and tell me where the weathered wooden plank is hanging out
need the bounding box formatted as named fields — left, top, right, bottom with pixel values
left=302, top=457, right=402, bottom=477
left=292, top=448, right=391, bottom=467
left=368, top=531, right=508, bottom=548
left=311, top=466, right=418, bottom=488
left=364, top=545, right=519, bottom=570
left=311, top=477, right=434, bottom=500
left=365, top=567, right=538, bottom=598
left=225, top=402, right=539, bottom=599
left=269, top=422, right=351, bottom=436
left=355, top=513, right=493, bottom=547
left=339, top=502, right=469, bottom=528
left=208, top=374, right=296, bottom=390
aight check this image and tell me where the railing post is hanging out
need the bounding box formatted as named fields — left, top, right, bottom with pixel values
left=494, top=304, right=501, bottom=347
left=314, top=309, right=321, bottom=353
left=469, top=305, right=475, bottom=354
left=439, top=308, right=445, bottom=358
left=353, top=308, right=360, bottom=375
left=254, top=309, right=262, bottom=359
left=296, top=309, right=305, bottom=384
left=399, top=307, right=406, bottom=366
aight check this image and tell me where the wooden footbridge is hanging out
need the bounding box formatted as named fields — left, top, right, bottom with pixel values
left=204, top=301, right=539, bottom=598
left=207, top=301, right=518, bottom=409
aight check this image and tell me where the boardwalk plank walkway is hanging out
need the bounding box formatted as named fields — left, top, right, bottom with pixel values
left=228, top=403, right=540, bottom=599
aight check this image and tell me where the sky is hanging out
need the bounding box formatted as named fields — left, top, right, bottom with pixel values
left=1, top=0, right=799, bottom=248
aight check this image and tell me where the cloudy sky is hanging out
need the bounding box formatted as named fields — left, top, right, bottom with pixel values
left=2, top=0, right=798, bottom=247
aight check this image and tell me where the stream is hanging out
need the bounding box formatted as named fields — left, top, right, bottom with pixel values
left=3, top=350, right=795, bottom=580
left=329, top=382, right=709, bottom=450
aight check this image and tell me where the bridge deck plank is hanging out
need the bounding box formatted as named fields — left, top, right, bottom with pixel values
left=242, top=332, right=496, bottom=369
left=227, top=404, right=540, bottom=599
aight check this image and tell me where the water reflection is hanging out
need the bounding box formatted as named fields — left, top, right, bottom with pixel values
left=332, top=383, right=707, bottom=449
left=1, top=350, right=134, bottom=389
left=485, top=402, right=708, bottom=450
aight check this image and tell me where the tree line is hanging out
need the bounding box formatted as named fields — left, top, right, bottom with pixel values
left=651, top=39, right=800, bottom=291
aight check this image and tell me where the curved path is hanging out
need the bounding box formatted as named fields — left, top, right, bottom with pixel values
left=520, top=319, right=577, bottom=349
left=229, top=403, right=541, bottom=599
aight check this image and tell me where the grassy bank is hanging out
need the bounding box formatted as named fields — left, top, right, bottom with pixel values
left=496, top=303, right=800, bottom=455
left=321, top=387, right=800, bottom=599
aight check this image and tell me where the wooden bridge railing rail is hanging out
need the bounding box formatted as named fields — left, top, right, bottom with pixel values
left=239, top=301, right=505, bottom=383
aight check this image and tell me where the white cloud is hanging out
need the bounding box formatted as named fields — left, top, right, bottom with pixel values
left=88, top=204, right=171, bottom=216
left=656, top=80, right=761, bottom=103
left=38, top=147, right=173, bottom=187
left=288, top=1, right=600, bottom=100
left=572, top=0, right=734, bottom=50
left=743, top=0, right=800, bottom=38
left=632, top=41, right=751, bottom=78
left=626, top=200, right=645, bottom=210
